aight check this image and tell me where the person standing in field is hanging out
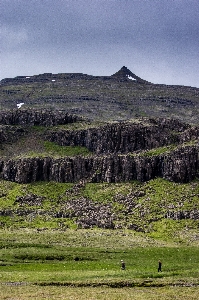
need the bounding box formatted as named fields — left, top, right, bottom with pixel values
left=158, top=260, right=162, bottom=272
left=121, top=260, right=125, bottom=270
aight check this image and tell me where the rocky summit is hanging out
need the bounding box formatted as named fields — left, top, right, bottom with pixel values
left=111, top=66, right=150, bottom=83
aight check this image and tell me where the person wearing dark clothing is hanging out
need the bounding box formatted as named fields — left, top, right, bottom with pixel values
left=121, top=260, right=125, bottom=270
left=158, top=260, right=162, bottom=272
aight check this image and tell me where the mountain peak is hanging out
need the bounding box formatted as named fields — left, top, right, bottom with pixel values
left=121, top=66, right=131, bottom=72
left=112, top=66, right=149, bottom=84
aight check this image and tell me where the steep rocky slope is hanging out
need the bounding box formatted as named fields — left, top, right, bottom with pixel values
left=0, top=109, right=198, bottom=184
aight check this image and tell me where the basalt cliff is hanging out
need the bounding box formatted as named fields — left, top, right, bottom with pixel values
left=0, top=109, right=198, bottom=184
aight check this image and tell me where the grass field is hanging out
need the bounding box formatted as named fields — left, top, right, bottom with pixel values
left=0, top=172, right=198, bottom=299
left=0, top=228, right=199, bottom=299
left=1, top=285, right=199, bottom=300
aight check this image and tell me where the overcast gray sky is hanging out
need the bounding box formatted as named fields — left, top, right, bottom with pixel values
left=0, top=0, right=199, bottom=87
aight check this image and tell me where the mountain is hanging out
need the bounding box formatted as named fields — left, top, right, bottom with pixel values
left=0, top=68, right=199, bottom=233
left=111, top=66, right=150, bottom=83
left=0, top=67, right=199, bottom=124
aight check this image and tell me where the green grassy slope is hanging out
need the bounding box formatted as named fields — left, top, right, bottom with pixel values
left=0, top=178, right=198, bottom=243
left=0, top=227, right=199, bottom=293
left=0, top=122, right=93, bottom=159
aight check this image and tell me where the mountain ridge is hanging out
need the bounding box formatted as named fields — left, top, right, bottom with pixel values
left=0, top=66, right=199, bottom=124
left=0, top=66, right=197, bottom=87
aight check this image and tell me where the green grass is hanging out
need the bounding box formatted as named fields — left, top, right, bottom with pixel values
left=138, top=145, right=177, bottom=157
left=17, top=141, right=91, bottom=158
left=0, top=178, right=198, bottom=239
left=0, top=181, right=73, bottom=207
left=1, top=227, right=199, bottom=299
left=1, top=285, right=199, bottom=300
left=136, top=142, right=198, bottom=157
left=0, top=126, right=92, bottom=159
left=0, top=228, right=199, bottom=291
left=43, top=141, right=91, bottom=157
left=83, top=182, right=139, bottom=203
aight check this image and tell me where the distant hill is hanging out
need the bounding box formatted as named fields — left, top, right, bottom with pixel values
left=0, top=66, right=199, bottom=124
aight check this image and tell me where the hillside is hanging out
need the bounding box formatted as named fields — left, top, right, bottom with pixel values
left=0, top=109, right=198, bottom=236
left=1, top=66, right=199, bottom=124
left=0, top=68, right=199, bottom=237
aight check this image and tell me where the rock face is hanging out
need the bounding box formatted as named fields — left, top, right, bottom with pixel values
left=0, top=109, right=83, bottom=126
left=0, top=109, right=83, bottom=145
left=1, top=145, right=198, bottom=184
left=0, top=110, right=198, bottom=184
left=0, top=125, right=27, bottom=144
left=46, top=118, right=191, bottom=154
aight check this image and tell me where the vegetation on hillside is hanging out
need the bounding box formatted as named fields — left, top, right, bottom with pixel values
left=0, top=124, right=93, bottom=159
left=0, top=178, right=198, bottom=243
left=0, top=227, right=199, bottom=299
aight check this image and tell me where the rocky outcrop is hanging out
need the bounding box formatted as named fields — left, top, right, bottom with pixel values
left=165, top=210, right=199, bottom=220
left=63, top=197, right=115, bottom=229
left=1, top=145, right=198, bottom=184
left=14, top=194, right=45, bottom=206
left=0, top=109, right=83, bottom=126
left=2, top=112, right=198, bottom=155
left=46, top=118, right=193, bottom=154
left=1, top=117, right=198, bottom=155
left=0, top=125, right=27, bottom=145
left=111, top=66, right=150, bottom=83
left=0, top=110, right=198, bottom=184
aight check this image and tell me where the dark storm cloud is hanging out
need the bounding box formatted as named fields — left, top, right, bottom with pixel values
left=0, top=0, right=199, bottom=87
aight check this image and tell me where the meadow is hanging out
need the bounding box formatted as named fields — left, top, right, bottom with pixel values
left=0, top=178, right=199, bottom=299
left=0, top=228, right=199, bottom=299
